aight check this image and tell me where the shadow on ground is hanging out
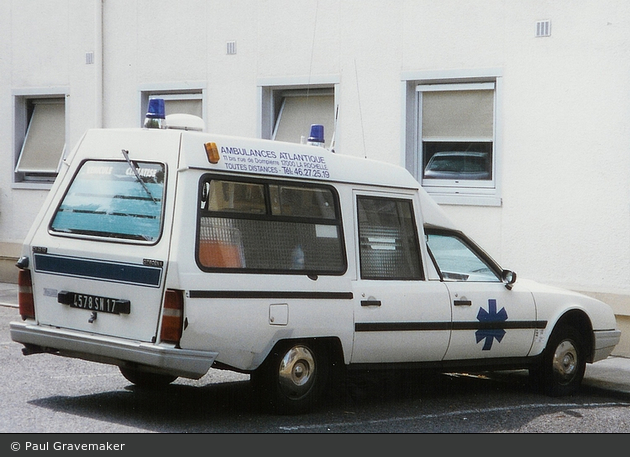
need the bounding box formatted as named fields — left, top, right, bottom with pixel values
left=28, top=367, right=556, bottom=433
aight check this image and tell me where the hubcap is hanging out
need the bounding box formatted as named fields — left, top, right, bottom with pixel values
left=278, top=345, right=316, bottom=400
left=552, top=340, right=578, bottom=384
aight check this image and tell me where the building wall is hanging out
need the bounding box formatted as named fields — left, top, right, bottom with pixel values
left=2, top=1, right=630, bottom=341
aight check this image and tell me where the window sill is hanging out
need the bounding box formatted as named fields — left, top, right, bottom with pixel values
left=425, top=192, right=502, bottom=207
left=12, top=182, right=54, bottom=191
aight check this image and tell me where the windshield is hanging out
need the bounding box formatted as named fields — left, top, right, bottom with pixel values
left=50, top=160, right=165, bottom=242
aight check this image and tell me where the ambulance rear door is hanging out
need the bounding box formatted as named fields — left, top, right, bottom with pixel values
left=27, top=130, right=180, bottom=343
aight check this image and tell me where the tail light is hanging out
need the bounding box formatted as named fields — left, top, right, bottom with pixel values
left=18, top=269, right=35, bottom=320
left=160, top=289, right=184, bottom=344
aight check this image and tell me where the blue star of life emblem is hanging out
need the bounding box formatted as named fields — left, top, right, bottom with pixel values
left=475, top=299, right=507, bottom=350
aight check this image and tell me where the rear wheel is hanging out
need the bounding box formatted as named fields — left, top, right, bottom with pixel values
left=252, top=341, right=330, bottom=414
left=530, top=324, right=586, bottom=396
left=119, top=366, right=177, bottom=388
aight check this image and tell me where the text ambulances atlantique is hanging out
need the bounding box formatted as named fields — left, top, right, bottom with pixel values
left=10, top=110, right=621, bottom=414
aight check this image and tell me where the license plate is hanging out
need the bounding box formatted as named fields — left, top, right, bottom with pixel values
left=58, top=290, right=130, bottom=315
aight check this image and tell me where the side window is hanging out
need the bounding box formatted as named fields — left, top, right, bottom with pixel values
left=203, top=180, right=266, bottom=214
left=357, top=196, right=423, bottom=280
left=426, top=231, right=500, bottom=282
left=197, top=176, right=346, bottom=275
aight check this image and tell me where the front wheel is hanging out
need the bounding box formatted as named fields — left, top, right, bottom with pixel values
left=252, top=341, right=330, bottom=414
left=530, top=324, right=586, bottom=397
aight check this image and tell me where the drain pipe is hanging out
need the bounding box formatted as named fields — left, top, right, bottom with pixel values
left=94, top=0, right=103, bottom=128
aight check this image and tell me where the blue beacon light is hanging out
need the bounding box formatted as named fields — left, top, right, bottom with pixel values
left=307, top=124, right=325, bottom=147
left=144, top=98, right=166, bottom=129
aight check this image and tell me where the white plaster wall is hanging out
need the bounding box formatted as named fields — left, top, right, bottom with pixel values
left=2, top=0, right=630, bottom=305
left=496, top=2, right=630, bottom=295
left=0, top=1, right=13, bottom=246
left=0, top=1, right=101, bottom=251
left=337, top=1, right=404, bottom=165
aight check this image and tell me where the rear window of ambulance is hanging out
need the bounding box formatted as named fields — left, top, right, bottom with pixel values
left=50, top=160, right=165, bottom=243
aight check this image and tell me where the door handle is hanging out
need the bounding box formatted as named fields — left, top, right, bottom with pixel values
left=454, top=299, right=472, bottom=306
left=361, top=299, right=382, bottom=307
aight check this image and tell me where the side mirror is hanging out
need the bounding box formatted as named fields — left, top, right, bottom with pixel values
left=15, top=256, right=29, bottom=269
left=502, top=269, right=517, bottom=290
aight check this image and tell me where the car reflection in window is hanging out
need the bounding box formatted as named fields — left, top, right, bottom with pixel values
left=423, top=151, right=491, bottom=180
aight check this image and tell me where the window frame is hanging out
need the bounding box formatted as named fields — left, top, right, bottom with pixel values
left=425, top=227, right=503, bottom=282
left=13, top=89, right=68, bottom=188
left=258, top=76, right=340, bottom=149
left=196, top=173, right=347, bottom=276
left=402, top=69, right=503, bottom=207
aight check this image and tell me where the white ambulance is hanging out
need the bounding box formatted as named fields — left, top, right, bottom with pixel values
left=10, top=108, right=621, bottom=414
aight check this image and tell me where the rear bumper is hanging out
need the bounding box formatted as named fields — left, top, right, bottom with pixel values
left=592, top=329, right=622, bottom=363
left=10, top=320, right=217, bottom=379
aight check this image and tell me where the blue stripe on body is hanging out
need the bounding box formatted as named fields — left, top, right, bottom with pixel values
left=34, top=253, right=161, bottom=287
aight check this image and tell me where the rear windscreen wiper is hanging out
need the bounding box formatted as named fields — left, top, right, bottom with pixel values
left=121, top=149, right=158, bottom=204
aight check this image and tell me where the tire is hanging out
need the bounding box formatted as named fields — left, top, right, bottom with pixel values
left=252, top=341, right=330, bottom=415
left=119, top=366, right=177, bottom=388
left=530, top=324, right=586, bottom=397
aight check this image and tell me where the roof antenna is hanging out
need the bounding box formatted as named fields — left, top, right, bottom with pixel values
left=354, top=59, right=367, bottom=158
left=303, top=1, right=318, bottom=141
left=329, top=104, right=339, bottom=152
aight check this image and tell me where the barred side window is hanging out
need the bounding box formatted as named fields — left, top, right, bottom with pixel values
left=197, top=175, right=346, bottom=275
left=357, top=196, right=423, bottom=280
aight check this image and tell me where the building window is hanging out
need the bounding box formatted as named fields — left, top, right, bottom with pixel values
left=403, top=70, right=502, bottom=206
left=418, top=82, right=495, bottom=191
left=259, top=78, right=339, bottom=149
left=139, top=89, right=204, bottom=126
left=14, top=97, right=66, bottom=184
left=272, top=89, right=335, bottom=148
